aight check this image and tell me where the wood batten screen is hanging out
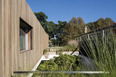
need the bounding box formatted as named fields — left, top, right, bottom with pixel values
left=20, top=18, right=33, bottom=51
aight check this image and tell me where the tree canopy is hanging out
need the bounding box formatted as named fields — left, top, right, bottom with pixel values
left=34, top=12, right=115, bottom=46
left=34, top=12, right=48, bottom=32
left=62, top=17, right=86, bottom=44
left=87, top=17, right=115, bottom=31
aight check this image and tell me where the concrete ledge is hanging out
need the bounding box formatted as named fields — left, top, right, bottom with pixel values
left=27, top=55, right=59, bottom=77
left=27, top=56, right=43, bottom=77
left=27, top=52, right=79, bottom=77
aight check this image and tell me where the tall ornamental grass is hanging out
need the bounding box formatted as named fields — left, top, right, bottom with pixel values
left=79, top=29, right=116, bottom=77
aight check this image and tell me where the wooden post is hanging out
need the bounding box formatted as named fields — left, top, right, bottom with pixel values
left=80, top=37, right=81, bottom=41
left=102, top=30, right=104, bottom=38
left=88, top=34, right=90, bottom=40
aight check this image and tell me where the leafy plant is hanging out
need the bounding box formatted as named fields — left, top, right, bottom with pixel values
left=54, top=54, right=80, bottom=71
left=37, top=54, right=81, bottom=71
left=38, top=59, right=58, bottom=71
left=43, top=49, right=50, bottom=55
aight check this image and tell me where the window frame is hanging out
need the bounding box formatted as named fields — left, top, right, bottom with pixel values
left=20, top=18, right=33, bottom=52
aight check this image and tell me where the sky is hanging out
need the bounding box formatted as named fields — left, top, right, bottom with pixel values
left=26, top=0, right=116, bottom=24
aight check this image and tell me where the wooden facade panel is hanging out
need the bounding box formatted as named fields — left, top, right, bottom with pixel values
left=0, top=0, right=49, bottom=77
left=4, top=0, right=10, bottom=76
left=10, top=0, right=15, bottom=76
left=0, top=0, right=4, bottom=77
left=14, top=0, right=18, bottom=71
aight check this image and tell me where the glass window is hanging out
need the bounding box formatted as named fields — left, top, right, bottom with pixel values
left=20, top=18, right=32, bottom=51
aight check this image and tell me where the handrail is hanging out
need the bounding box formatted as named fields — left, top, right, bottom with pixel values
left=14, top=71, right=109, bottom=74
left=74, top=24, right=116, bottom=38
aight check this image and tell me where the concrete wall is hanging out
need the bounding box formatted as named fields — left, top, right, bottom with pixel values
left=0, top=0, right=49, bottom=77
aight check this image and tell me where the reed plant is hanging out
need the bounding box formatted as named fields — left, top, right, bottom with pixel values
left=33, top=29, right=116, bottom=77
left=79, top=29, right=116, bottom=77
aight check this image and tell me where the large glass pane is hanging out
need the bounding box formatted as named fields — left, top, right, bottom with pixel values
left=20, top=28, right=26, bottom=51
left=20, top=18, right=32, bottom=51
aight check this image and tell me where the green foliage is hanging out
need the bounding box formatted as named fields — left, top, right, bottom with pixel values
left=47, top=21, right=57, bottom=39
left=38, top=59, right=58, bottom=71
left=87, top=17, right=115, bottom=31
left=37, top=54, right=81, bottom=71
left=63, top=45, right=77, bottom=51
left=32, top=55, right=82, bottom=77
left=34, top=12, right=48, bottom=32
left=56, top=21, right=67, bottom=45
left=104, top=18, right=115, bottom=26
left=54, top=54, right=80, bottom=71
left=86, top=22, right=95, bottom=31
left=35, top=11, right=115, bottom=47
left=48, top=21, right=67, bottom=46
left=79, top=29, right=116, bottom=76
left=32, top=73, right=89, bottom=77
left=43, top=49, right=48, bottom=55
left=77, top=17, right=85, bottom=26
left=62, top=17, right=85, bottom=44
left=95, top=18, right=105, bottom=28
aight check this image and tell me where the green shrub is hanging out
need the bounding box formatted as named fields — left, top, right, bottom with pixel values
left=64, top=45, right=78, bottom=51
left=37, top=54, right=81, bottom=71
left=43, top=49, right=48, bottom=55
left=38, top=59, right=58, bottom=71
left=54, top=54, right=80, bottom=71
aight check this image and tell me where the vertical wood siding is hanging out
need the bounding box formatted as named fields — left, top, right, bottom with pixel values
left=0, top=0, right=49, bottom=77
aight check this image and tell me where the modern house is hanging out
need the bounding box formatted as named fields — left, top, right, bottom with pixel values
left=0, top=0, right=49, bottom=77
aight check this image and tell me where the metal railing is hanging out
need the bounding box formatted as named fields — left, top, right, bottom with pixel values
left=13, top=71, right=109, bottom=77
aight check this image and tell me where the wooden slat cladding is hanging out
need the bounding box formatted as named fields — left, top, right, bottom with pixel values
left=0, top=0, right=49, bottom=77
left=0, top=0, right=5, bottom=77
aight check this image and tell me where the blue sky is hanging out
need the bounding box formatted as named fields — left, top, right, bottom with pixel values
left=26, top=0, right=116, bottom=24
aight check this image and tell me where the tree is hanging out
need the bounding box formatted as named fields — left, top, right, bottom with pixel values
left=47, top=21, right=67, bottom=45
left=56, top=21, right=67, bottom=45
left=95, top=18, right=105, bottom=28
left=77, top=17, right=85, bottom=34
left=77, top=17, right=85, bottom=26
left=104, top=18, right=114, bottom=26
left=70, top=17, right=78, bottom=25
left=87, top=17, right=115, bottom=31
left=34, top=12, right=48, bottom=32
left=35, top=11, right=115, bottom=46
left=63, top=17, right=78, bottom=42
left=86, top=22, right=95, bottom=31
left=62, top=17, right=85, bottom=44
left=47, top=21, right=57, bottom=39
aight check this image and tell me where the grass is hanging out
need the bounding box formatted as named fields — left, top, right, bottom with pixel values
left=79, top=29, right=116, bottom=77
